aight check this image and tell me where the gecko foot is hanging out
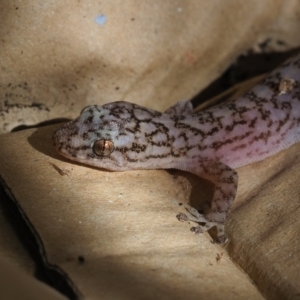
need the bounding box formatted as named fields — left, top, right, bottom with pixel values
left=176, top=207, right=228, bottom=244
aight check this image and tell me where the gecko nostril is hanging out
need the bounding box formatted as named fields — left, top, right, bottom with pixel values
left=93, top=139, right=115, bottom=157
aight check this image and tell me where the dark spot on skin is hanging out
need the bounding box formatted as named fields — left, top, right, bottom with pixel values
left=82, top=132, right=89, bottom=140
left=85, top=115, right=94, bottom=124
left=131, top=143, right=147, bottom=153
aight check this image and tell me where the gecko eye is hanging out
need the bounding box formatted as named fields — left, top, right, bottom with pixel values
left=93, top=139, right=115, bottom=157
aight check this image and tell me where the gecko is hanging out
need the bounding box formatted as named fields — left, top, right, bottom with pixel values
left=53, top=53, right=300, bottom=243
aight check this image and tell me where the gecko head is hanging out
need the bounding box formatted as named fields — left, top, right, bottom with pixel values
left=53, top=101, right=160, bottom=170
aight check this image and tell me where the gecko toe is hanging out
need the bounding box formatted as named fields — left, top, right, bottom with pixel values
left=190, top=226, right=204, bottom=234
left=176, top=213, right=189, bottom=222
left=215, top=234, right=229, bottom=244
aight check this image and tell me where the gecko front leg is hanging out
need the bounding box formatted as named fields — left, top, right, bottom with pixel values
left=165, top=100, right=239, bottom=243
left=164, top=100, right=194, bottom=116
left=177, top=161, right=238, bottom=244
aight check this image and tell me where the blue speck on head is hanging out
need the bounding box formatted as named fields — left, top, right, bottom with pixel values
left=95, top=14, right=107, bottom=26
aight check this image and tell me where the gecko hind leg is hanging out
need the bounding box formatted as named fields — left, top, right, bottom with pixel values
left=177, top=207, right=227, bottom=244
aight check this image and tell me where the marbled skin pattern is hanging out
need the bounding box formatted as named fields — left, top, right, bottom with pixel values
left=53, top=53, right=300, bottom=243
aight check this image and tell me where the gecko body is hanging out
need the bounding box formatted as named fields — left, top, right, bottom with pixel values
left=53, top=53, right=300, bottom=243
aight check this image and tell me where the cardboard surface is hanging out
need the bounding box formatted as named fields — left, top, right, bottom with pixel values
left=0, top=195, right=35, bottom=275
left=1, top=0, right=300, bottom=133
left=0, top=126, right=266, bottom=299
left=227, top=144, right=300, bottom=299
left=1, top=1, right=300, bottom=299
left=0, top=259, right=67, bottom=300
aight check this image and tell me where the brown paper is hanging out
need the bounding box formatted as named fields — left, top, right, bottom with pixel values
left=0, top=126, right=267, bottom=299
left=0, top=259, right=67, bottom=300
left=1, top=0, right=300, bottom=133
left=1, top=1, right=300, bottom=298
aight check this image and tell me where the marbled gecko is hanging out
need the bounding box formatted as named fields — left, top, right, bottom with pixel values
left=53, top=53, right=300, bottom=243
